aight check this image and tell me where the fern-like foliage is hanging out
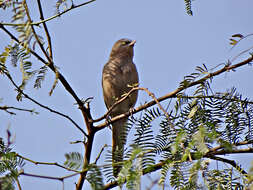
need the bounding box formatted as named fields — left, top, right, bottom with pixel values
left=0, top=138, right=25, bottom=190
left=203, top=168, right=244, bottom=189
left=63, top=152, right=83, bottom=170
left=128, top=108, right=159, bottom=169
left=34, top=66, right=48, bottom=89
left=2, top=44, right=35, bottom=101
left=0, top=1, right=51, bottom=94
left=0, top=48, right=11, bottom=76
left=184, top=0, right=193, bottom=16
left=170, top=162, right=190, bottom=189
left=56, top=0, right=70, bottom=14
left=11, top=2, right=32, bottom=51
left=118, top=147, right=142, bottom=189
left=103, top=149, right=115, bottom=182
left=153, top=65, right=252, bottom=188
left=0, top=42, right=49, bottom=98
left=101, top=67, right=253, bottom=187
left=87, top=165, right=104, bottom=190
left=106, top=63, right=253, bottom=188
left=0, top=0, right=13, bottom=9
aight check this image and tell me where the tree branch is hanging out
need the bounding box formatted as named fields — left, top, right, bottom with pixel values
left=208, top=140, right=253, bottom=152
left=36, top=0, right=53, bottom=60
left=15, top=178, right=22, bottom=190
left=178, top=95, right=253, bottom=104
left=206, top=155, right=248, bottom=175
left=207, top=148, right=253, bottom=156
left=16, top=153, right=81, bottom=173
left=19, top=170, right=80, bottom=181
left=19, top=171, right=63, bottom=181
left=102, top=146, right=252, bottom=189
left=3, top=70, right=87, bottom=136
left=0, top=105, right=37, bottom=115
left=76, top=131, right=95, bottom=190
left=1, top=8, right=95, bottom=189
left=93, top=144, right=107, bottom=164
left=24, top=0, right=52, bottom=63
left=0, top=23, right=89, bottom=118
left=95, top=54, right=253, bottom=130
left=1, top=3, right=252, bottom=189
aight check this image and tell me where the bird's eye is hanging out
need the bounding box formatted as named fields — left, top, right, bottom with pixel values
left=121, top=41, right=130, bottom=45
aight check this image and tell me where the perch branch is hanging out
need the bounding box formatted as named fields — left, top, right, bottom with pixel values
left=95, top=54, right=253, bottom=130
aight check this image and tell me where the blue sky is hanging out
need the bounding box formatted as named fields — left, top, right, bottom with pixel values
left=1, top=0, right=253, bottom=189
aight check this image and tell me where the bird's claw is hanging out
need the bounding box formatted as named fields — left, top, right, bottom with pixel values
left=129, top=107, right=135, bottom=119
left=105, top=115, right=112, bottom=130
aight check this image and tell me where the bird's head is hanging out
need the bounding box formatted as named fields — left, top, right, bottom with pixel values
left=109, top=38, right=136, bottom=60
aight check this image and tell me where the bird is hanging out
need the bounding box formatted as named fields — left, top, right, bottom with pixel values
left=102, top=38, right=139, bottom=177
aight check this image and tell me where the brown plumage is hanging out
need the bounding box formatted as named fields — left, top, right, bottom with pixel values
left=102, top=38, right=139, bottom=177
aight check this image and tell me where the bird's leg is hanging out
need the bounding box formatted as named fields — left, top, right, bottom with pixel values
left=105, top=115, right=112, bottom=130
left=129, top=107, right=135, bottom=120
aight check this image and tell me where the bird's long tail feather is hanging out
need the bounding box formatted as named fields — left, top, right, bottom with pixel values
left=112, top=118, right=127, bottom=177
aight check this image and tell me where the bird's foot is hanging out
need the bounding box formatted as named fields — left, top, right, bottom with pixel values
left=105, top=116, right=112, bottom=130
left=129, top=107, right=135, bottom=119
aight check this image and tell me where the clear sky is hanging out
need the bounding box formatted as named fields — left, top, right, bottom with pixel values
left=1, top=0, right=253, bottom=189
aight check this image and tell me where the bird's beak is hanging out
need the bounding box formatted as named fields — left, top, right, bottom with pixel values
left=129, top=40, right=136, bottom=47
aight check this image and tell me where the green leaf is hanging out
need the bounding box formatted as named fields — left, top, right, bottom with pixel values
left=117, top=147, right=142, bottom=189
left=229, top=38, right=237, bottom=46
left=192, top=125, right=209, bottom=154
left=0, top=47, right=11, bottom=65
left=64, top=152, right=83, bottom=170
left=87, top=165, right=104, bottom=190
left=188, top=105, right=198, bottom=118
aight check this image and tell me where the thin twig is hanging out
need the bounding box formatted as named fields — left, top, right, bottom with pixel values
left=3, top=71, right=87, bottom=136
left=70, top=140, right=85, bottom=144
left=137, top=87, right=189, bottom=159
left=206, top=155, right=247, bottom=174
left=178, top=95, right=253, bottom=104
left=139, top=87, right=176, bottom=132
left=230, top=33, right=253, bottom=51
left=24, top=0, right=52, bottom=63
left=93, top=87, right=139, bottom=122
left=208, top=140, right=253, bottom=152
left=37, top=0, right=53, bottom=60
left=207, top=148, right=253, bottom=156
left=19, top=170, right=81, bottom=181
left=94, top=144, right=107, bottom=164
left=15, top=178, right=22, bottom=190
left=231, top=44, right=253, bottom=63
left=17, top=153, right=81, bottom=173
left=146, top=176, right=160, bottom=190
left=60, top=172, right=80, bottom=180
left=20, top=171, right=63, bottom=181
left=0, top=105, right=37, bottom=115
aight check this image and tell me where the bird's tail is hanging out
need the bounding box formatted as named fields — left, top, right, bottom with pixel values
left=112, top=118, right=128, bottom=177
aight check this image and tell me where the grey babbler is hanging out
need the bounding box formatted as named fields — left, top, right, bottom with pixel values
left=102, top=38, right=139, bottom=177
